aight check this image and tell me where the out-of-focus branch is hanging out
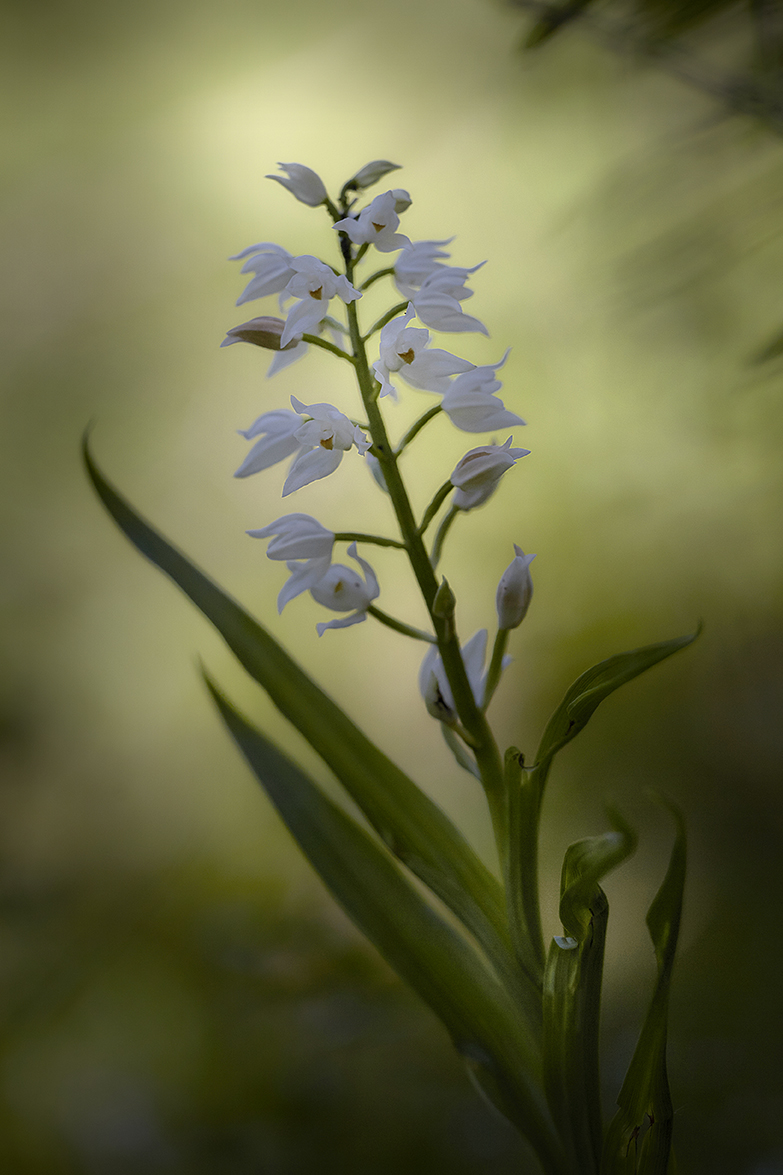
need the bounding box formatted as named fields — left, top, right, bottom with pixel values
left=511, top=0, right=783, bottom=135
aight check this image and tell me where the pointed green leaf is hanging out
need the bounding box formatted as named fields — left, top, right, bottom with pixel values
left=535, top=630, right=700, bottom=770
left=505, top=750, right=546, bottom=986
left=543, top=813, right=638, bottom=1175
left=206, top=676, right=568, bottom=1175
left=602, top=801, right=686, bottom=1174
left=83, top=438, right=514, bottom=990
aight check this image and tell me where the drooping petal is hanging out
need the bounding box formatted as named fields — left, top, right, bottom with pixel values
left=277, top=555, right=332, bottom=612
left=280, top=296, right=329, bottom=348
left=412, top=288, right=488, bottom=335
left=316, top=611, right=368, bottom=636
left=247, top=514, right=334, bottom=561
left=282, top=446, right=343, bottom=496
left=401, top=348, right=475, bottom=394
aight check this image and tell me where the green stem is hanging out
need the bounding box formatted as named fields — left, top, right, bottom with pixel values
left=430, top=505, right=459, bottom=571
left=334, top=531, right=406, bottom=549
left=323, top=197, right=341, bottom=222
left=301, top=334, right=355, bottom=363
left=362, top=301, right=409, bottom=341
left=367, top=605, right=436, bottom=643
left=342, top=258, right=506, bottom=847
left=396, top=405, right=443, bottom=454
left=483, top=629, right=510, bottom=711
left=360, top=266, right=396, bottom=292
left=417, top=481, right=454, bottom=537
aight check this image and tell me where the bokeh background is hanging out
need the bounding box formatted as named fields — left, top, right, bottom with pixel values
left=2, top=0, right=783, bottom=1171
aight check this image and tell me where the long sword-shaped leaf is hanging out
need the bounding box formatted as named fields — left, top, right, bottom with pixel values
left=543, top=813, right=638, bottom=1174
left=535, top=631, right=700, bottom=774
left=206, top=676, right=567, bottom=1175
left=601, top=802, right=686, bottom=1174
left=83, top=438, right=515, bottom=990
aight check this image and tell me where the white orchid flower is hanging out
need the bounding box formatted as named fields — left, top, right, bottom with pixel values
left=372, top=304, right=474, bottom=399
left=279, top=256, right=361, bottom=348
left=333, top=191, right=411, bottom=254
left=230, top=243, right=296, bottom=306
left=450, top=437, right=530, bottom=510
left=247, top=513, right=335, bottom=613
left=247, top=513, right=335, bottom=561
left=394, top=239, right=454, bottom=299
left=419, top=630, right=506, bottom=723
left=234, top=409, right=303, bottom=479
left=265, top=162, right=327, bottom=207
left=411, top=267, right=488, bottom=335
left=440, top=352, right=526, bottom=433
left=311, top=543, right=380, bottom=635
left=282, top=397, right=370, bottom=497
left=496, top=546, right=536, bottom=630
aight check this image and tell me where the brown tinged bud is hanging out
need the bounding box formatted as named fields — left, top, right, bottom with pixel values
left=220, top=316, right=298, bottom=351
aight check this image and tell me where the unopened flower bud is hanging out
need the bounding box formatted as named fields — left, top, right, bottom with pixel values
left=348, top=160, right=402, bottom=191
left=450, top=438, right=530, bottom=511
left=221, top=316, right=296, bottom=351
left=266, top=162, right=327, bottom=207
left=432, top=577, right=456, bottom=620
left=390, top=188, right=412, bottom=213
left=496, top=546, right=535, bottom=629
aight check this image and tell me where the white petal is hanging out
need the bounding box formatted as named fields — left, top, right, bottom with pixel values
left=280, top=298, right=328, bottom=347
left=277, top=556, right=331, bottom=612
left=461, top=630, right=489, bottom=704
left=282, top=447, right=343, bottom=496
left=234, top=435, right=302, bottom=478
left=316, top=611, right=367, bottom=636
left=346, top=542, right=380, bottom=601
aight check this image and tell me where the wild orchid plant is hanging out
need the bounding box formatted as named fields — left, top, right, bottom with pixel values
left=85, top=159, right=698, bottom=1174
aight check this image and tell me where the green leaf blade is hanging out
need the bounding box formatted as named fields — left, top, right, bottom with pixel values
left=602, top=802, right=686, bottom=1175
left=535, top=630, right=700, bottom=771
left=543, top=814, right=637, bottom=1174
left=207, top=677, right=567, bottom=1175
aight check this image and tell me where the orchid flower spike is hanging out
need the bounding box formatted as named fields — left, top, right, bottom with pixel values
left=496, top=546, right=536, bottom=630
left=450, top=437, right=530, bottom=510
left=440, top=351, right=526, bottom=433
left=373, top=304, right=474, bottom=399
left=311, top=543, right=380, bottom=635
left=333, top=191, right=412, bottom=253
left=266, top=162, right=327, bottom=207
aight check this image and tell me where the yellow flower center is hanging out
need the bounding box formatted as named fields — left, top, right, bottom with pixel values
left=398, top=348, right=415, bottom=365
left=309, top=286, right=323, bottom=300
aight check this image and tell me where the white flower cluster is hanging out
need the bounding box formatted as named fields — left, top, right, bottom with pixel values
left=224, top=160, right=535, bottom=700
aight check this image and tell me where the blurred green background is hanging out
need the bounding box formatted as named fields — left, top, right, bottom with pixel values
left=2, top=0, right=783, bottom=1170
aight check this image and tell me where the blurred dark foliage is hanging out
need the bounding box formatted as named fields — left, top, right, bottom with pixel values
left=513, top=0, right=783, bottom=132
